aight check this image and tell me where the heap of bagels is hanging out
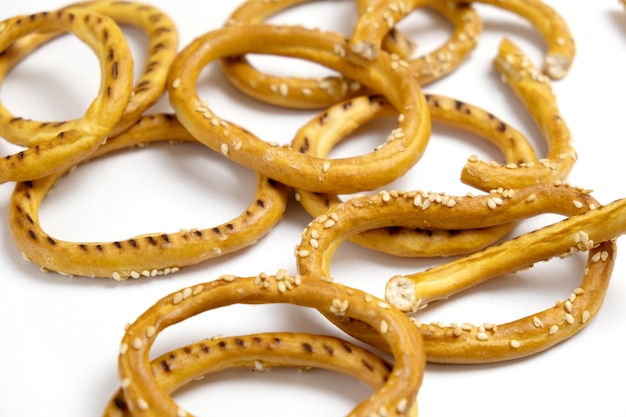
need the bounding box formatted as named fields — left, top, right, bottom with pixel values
left=1, top=1, right=625, bottom=416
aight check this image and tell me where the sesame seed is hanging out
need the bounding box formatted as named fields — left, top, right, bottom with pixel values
left=172, top=293, right=184, bottom=305
left=526, top=194, right=537, bottom=203
left=137, top=398, right=149, bottom=411
left=119, top=343, right=128, bottom=355
left=565, top=313, right=575, bottom=324
left=121, top=378, right=131, bottom=388
left=582, top=310, right=590, bottom=324
left=396, top=398, right=408, bottom=413
left=532, top=316, right=543, bottom=328
left=220, top=143, right=229, bottom=155
left=298, top=249, right=310, bottom=258
left=549, top=325, right=559, bottom=335
left=220, top=274, right=237, bottom=282
left=112, top=272, right=122, bottom=281
left=510, top=340, right=521, bottom=348
left=476, top=332, right=489, bottom=341
left=132, top=337, right=143, bottom=349
left=380, top=320, right=389, bottom=334
left=177, top=408, right=188, bottom=417
left=462, top=323, right=474, bottom=331
left=146, top=326, right=156, bottom=338
left=172, top=78, right=181, bottom=88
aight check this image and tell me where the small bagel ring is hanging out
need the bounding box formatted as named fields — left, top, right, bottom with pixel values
left=0, top=8, right=134, bottom=183
left=168, top=24, right=430, bottom=194
left=446, top=0, right=575, bottom=79
left=461, top=39, right=577, bottom=191
left=294, top=183, right=618, bottom=363
left=384, top=197, right=623, bottom=363
left=352, top=0, right=482, bottom=83
left=221, top=0, right=481, bottom=109
left=118, top=273, right=425, bottom=417
left=9, top=114, right=289, bottom=280
left=292, top=93, right=538, bottom=257
left=103, top=332, right=418, bottom=417
left=0, top=0, right=178, bottom=146
left=351, top=0, right=574, bottom=80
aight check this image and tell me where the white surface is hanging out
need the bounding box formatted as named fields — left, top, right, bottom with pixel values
left=1, top=1, right=625, bottom=416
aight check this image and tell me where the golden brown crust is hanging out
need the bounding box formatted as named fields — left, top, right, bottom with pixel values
left=117, top=274, right=425, bottom=417
left=9, top=114, right=289, bottom=279
left=384, top=197, right=623, bottom=362
left=168, top=23, right=431, bottom=194
left=293, top=183, right=623, bottom=362
left=0, top=8, right=134, bottom=183
left=446, top=0, right=575, bottom=79
left=292, top=93, right=538, bottom=256
left=221, top=0, right=481, bottom=109
left=460, top=38, right=577, bottom=191
left=0, top=0, right=178, bottom=146
left=295, top=183, right=599, bottom=279
left=352, top=0, right=482, bottom=82
left=102, top=332, right=417, bottom=417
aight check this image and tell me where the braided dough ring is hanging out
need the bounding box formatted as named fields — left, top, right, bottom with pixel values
left=103, top=332, right=418, bottom=417
left=0, top=9, right=133, bottom=184
left=118, top=273, right=425, bottom=417
left=292, top=93, right=538, bottom=257
left=9, top=113, right=289, bottom=280
left=294, top=183, right=619, bottom=363
left=460, top=39, right=577, bottom=191
left=221, top=0, right=480, bottom=109
left=168, top=24, right=430, bottom=194
left=0, top=0, right=178, bottom=146
left=446, top=0, right=575, bottom=79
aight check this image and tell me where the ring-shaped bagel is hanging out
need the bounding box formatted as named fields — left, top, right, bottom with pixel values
left=352, top=0, right=482, bottom=82
left=117, top=273, right=425, bottom=417
left=384, top=199, right=623, bottom=363
left=103, top=332, right=418, bottom=417
left=168, top=24, right=430, bottom=194
left=0, top=0, right=178, bottom=146
left=9, top=114, right=289, bottom=280
left=0, top=8, right=133, bottom=183
left=351, top=0, right=574, bottom=80
left=461, top=39, right=577, bottom=191
left=221, top=0, right=481, bottom=109
left=445, top=0, right=575, bottom=79
left=226, top=0, right=416, bottom=58
left=294, top=183, right=620, bottom=363
left=292, top=93, right=539, bottom=257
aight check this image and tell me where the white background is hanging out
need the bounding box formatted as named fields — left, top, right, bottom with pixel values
left=1, top=1, right=625, bottom=416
